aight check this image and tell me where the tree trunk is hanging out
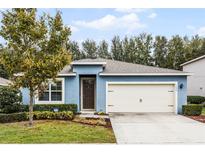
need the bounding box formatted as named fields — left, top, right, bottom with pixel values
left=29, top=90, right=34, bottom=127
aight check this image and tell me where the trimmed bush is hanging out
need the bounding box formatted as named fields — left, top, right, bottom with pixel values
left=20, top=104, right=77, bottom=113
left=0, top=112, right=28, bottom=123
left=182, top=104, right=203, bottom=116
left=0, top=111, right=74, bottom=123
left=187, top=96, right=205, bottom=104
left=33, top=111, right=74, bottom=120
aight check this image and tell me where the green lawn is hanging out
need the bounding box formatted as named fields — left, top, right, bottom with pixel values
left=0, top=120, right=116, bottom=143
left=202, top=107, right=205, bottom=115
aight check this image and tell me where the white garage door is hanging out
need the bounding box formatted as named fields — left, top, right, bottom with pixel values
left=107, top=83, right=176, bottom=113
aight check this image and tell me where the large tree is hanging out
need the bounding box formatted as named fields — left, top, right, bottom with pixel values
left=68, top=41, right=85, bottom=60
left=134, top=33, right=153, bottom=65
left=0, top=9, right=71, bottom=126
left=82, top=39, right=97, bottom=59
left=153, top=36, right=168, bottom=68
left=111, top=36, right=124, bottom=61
left=97, top=40, right=111, bottom=59
left=167, top=35, right=186, bottom=70
left=0, top=64, right=9, bottom=79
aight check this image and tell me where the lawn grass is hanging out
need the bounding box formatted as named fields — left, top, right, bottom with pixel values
left=0, top=120, right=116, bottom=143
left=202, top=107, right=205, bottom=115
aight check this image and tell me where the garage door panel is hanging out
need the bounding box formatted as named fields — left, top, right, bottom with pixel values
left=108, top=84, right=175, bottom=113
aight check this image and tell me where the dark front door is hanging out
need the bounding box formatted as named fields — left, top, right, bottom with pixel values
left=82, top=78, right=95, bottom=110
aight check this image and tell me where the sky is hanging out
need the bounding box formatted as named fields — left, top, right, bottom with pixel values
left=2, top=8, right=205, bottom=44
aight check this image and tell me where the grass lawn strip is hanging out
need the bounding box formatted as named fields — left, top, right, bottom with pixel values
left=0, top=120, right=116, bottom=143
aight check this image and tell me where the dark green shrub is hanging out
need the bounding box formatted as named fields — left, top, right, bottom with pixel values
left=187, top=96, right=205, bottom=104
left=20, top=104, right=77, bottom=113
left=182, top=104, right=203, bottom=116
left=2, top=105, right=21, bottom=114
left=0, top=112, right=28, bottom=123
left=0, top=86, right=22, bottom=113
left=0, top=111, right=74, bottom=123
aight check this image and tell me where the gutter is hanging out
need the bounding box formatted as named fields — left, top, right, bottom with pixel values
left=99, top=73, right=193, bottom=76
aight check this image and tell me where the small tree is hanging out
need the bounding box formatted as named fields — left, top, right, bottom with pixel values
left=0, top=9, right=71, bottom=126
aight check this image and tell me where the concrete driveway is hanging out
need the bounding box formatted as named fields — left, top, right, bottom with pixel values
left=110, top=113, right=205, bottom=144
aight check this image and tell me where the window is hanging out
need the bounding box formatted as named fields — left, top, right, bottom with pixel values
left=51, top=81, right=62, bottom=101
left=38, top=79, right=64, bottom=103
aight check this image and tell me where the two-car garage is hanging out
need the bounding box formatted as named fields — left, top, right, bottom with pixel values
left=107, top=82, right=177, bottom=113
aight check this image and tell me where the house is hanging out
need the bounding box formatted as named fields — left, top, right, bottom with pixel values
left=181, top=55, right=205, bottom=97
left=0, top=77, right=11, bottom=86
left=21, top=58, right=190, bottom=114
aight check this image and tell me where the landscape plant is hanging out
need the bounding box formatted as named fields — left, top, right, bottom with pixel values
left=0, top=9, right=71, bottom=126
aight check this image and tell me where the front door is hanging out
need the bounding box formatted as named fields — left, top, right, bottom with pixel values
left=81, top=78, right=95, bottom=110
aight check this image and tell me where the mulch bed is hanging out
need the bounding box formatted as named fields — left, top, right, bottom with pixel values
left=72, top=116, right=112, bottom=128
left=186, top=115, right=205, bottom=123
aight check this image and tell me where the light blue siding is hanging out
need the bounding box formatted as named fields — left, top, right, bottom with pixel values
left=21, top=88, right=30, bottom=104
left=21, top=64, right=187, bottom=114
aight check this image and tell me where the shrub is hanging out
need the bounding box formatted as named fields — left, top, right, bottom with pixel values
left=0, top=86, right=22, bottom=113
left=182, top=104, right=203, bottom=116
left=0, top=111, right=74, bottom=123
left=94, top=111, right=107, bottom=115
left=0, top=112, right=28, bottom=123
left=20, top=104, right=77, bottom=113
left=187, top=96, right=205, bottom=104
left=33, top=111, right=74, bottom=120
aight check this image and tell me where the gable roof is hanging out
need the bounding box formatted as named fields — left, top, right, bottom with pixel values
left=181, top=55, right=205, bottom=66
left=59, top=58, right=191, bottom=76
left=0, top=77, right=11, bottom=86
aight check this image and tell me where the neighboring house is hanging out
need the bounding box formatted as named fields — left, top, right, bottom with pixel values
left=21, top=58, right=190, bottom=114
left=0, top=77, right=11, bottom=86
left=181, top=55, right=205, bottom=97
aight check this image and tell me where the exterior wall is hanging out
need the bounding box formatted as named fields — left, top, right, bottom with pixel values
left=21, top=88, right=30, bottom=104
left=63, top=65, right=103, bottom=111
left=21, top=64, right=187, bottom=114
left=183, top=58, right=205, bottom=96
left=97, top=76, right=187, bottom=114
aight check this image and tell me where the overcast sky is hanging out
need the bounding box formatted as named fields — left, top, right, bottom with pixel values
left=1, top=8, right=205, bottom=44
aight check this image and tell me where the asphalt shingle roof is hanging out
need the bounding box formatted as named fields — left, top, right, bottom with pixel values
left=0, top=77, right=11, bottom=86
left=59, top=58, right=188, bottom=74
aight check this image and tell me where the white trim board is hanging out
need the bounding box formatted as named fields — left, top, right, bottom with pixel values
left=0, top=84, right=9, bottom=86
left=105, top=81, right=178, bottom=114
left=58, top=73, right=76, bottom=76
left=181, top=55, right=205, bottom=66
left=71, top=62, right=106, bottom=65
left=100, top=73, right=192, bottom=76
left=14, top=72, right=76, bottom=77
left=35, top=78, right=65, bottom=104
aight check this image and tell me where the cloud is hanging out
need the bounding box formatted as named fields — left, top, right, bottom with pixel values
left=196, top=27, right=205, bottom=36
left=186, top=25, right=196, bottom=30
left=73, top=14, right=116, bottom=30
left=72, top=13, right=145, bottom=32
left=186, top=25, right=205, bottom=36
left=114, top=8, right=148, bottom=13
left=148, top=13, right=157, bottom=19
left=69, top=25, right=79, bottom=33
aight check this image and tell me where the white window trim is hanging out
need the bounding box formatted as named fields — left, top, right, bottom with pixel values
left=105, top=81, right=178, bottom=114
left=35, top=78, right=65, bottom=104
